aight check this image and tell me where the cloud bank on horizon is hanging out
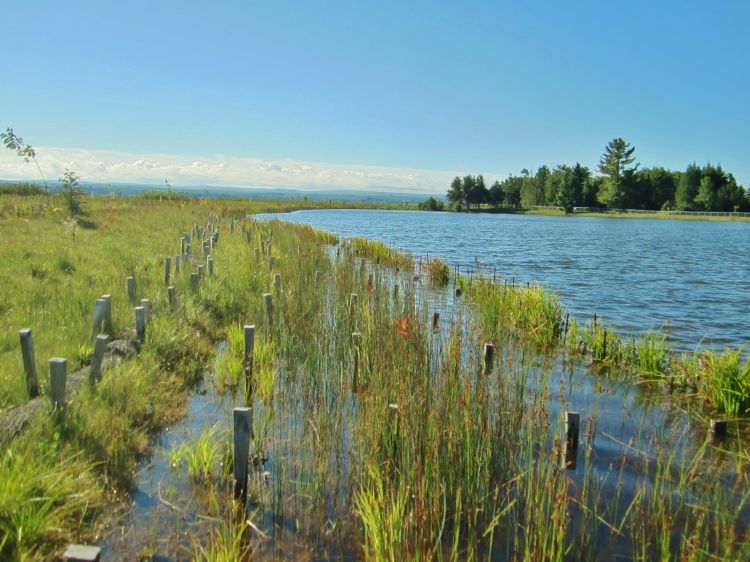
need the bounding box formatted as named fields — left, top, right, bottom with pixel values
left=0, top=146, right=494, bottom=194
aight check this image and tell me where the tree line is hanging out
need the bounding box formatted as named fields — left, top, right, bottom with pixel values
left=444, top=138, right=750, bottom=213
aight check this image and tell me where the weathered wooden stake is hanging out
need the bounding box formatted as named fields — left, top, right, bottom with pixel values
left=563, top=412, right=580, bottom=470
left=139, top=298, right=150, bottom=323
left=126, top=276, right=136, bottom=302
left=175, top=255, right=181, bottom=273
left=19, top=328, right=39, bottom=398
left=164, top=257, right=171, bottom=285
left=393, top=284, right=399, bottom=298
left=268, top=255, right=275, bottom=269
left=233, top=407, right=252, bottom=504
left=91, top=298, right=107, bottom=338
left=483, top=343, right=494, bottom=374
left=89, top=334, right=108, bottom=387
left=185, top=243, right=191, bottom=255
left=101, top=294, right=112, bottom=332
left=62, top=544, right=101, bottom=561
left=207, top=256, right=214, bottom=276
left=135, top=306, right=146, bottom=343
left=50, top=357, right=67, bottom=411
left=167, top=285, right=175, bottom=306
left=269, top=274, right=279, bottom=298
left=190, top=272, right=200, bottom=290
left=263, top=293, right=274, bottom=327
left=710, top=419, right=728, bottom=439
left=432, top=312, right=440, bottom=331
left=198, top=264, right=205, bottom=278
left=352, top=331, right=362, bottom=392
left=246, top=230, right=251, bottom=243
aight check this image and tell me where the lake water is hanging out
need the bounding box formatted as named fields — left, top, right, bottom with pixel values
left=259, top=209, right=750, bottom=349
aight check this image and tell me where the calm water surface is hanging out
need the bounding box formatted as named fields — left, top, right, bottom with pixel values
left=261, top=210, right=750, bottom=348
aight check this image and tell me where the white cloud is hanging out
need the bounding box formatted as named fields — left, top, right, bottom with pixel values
left=0, top=146, right=502, bottom=194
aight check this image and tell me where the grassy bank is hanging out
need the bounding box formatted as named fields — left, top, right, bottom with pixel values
left=458, top=206, right=750, bottom=222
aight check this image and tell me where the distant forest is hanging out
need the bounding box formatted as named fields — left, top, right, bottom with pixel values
left=442, top=138, right=750, bottom=213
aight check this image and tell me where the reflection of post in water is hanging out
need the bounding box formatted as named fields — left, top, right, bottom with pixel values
left=563, top=411, right=580, bottom=470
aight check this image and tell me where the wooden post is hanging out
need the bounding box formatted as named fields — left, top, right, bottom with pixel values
left=268, top=255, right=275, bottom=269
left=274, top=273, right=281, bottom=296
left=167, top=286, right=175, bottom=307
left=483, top=343, right=494, bottom=374
left=19, top=329, right=39, bottom=398
left=185, top=243, right=191, bottom=255
left=563, top=412, right=580, bottom=470
left=352, top=331, right=362, bottom=392
left=393, top=284, right=399, bottom=298
left=710, top=419, right=728, bottom=440
left=89, top=335, right=108, bottom=387
left=207, top=256, right=214, bottom=276
left=263, top=293, right=273, bottom=327
left=135, top=306, right=146, bottom=343
left=126, top=276, right=136, bottom=302
left=91, top=298, right=107, bottom=338
left=432, top=312, right=440, bottom=331
left=233, top=407, right=252, bottom=504
left=164, top=257, right=171, bottom=285
left=175, top=255, right=181, bottom=273
left=190, top=272, right=199, bottom=290
left=62, top=544, right=101, bottom=561
left=139, top=298, right=150, bottom=323
left=50, top=358, right=66, bottom=411
left=101, top=294, right=112, bottom=333
left=198, top=264, right=205, bottom=278
left=246, top=230, right=251, bottom=243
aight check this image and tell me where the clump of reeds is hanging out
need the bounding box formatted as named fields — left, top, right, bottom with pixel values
left=466, top=277, right=564, bottom=350
left=168, top=422, right=231, bottom=482
left=425, top=257, right=450, bottom=287
left=351, top=237, right=414, bottom=269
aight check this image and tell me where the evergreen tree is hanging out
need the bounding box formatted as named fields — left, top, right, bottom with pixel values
left=447, top=176, right=464, bottom=208
left=489, top=180, right=504, bottom=207
left=675, top=164, right=701, bottom=210
left=597, top=138, right=638, bottom=209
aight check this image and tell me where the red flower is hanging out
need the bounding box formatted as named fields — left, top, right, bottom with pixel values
left=394, top=314, right=409, bottom=338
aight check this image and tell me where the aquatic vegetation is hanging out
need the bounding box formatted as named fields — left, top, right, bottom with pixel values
left=168, top=422, right=230, bottom=482
left=425, top=257, right=450, bottom=287
left=351, top=237, right=414, bottom=269
left=633, top=330, right=671, bottom=376
left=695, top=347, right=750, bottom=415
left=466, top=278, right=564, bottom=350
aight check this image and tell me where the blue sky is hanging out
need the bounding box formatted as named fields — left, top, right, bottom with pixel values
left=1, top=0, right=748, bottom=192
